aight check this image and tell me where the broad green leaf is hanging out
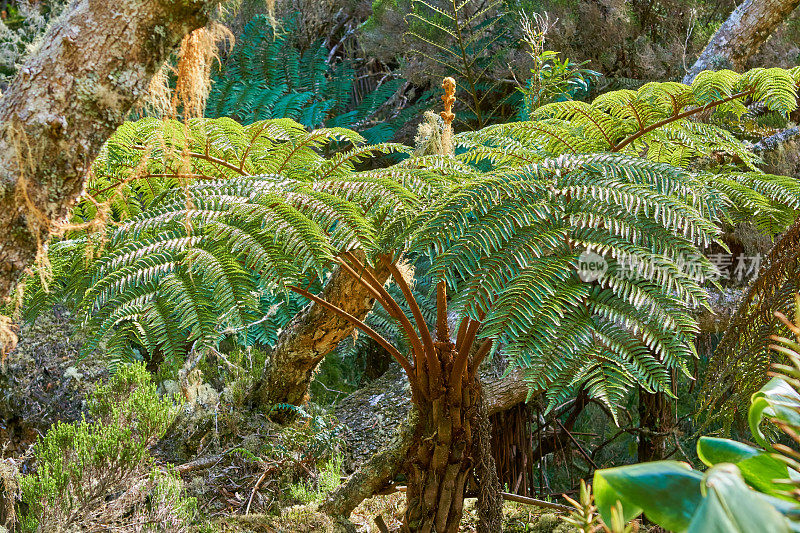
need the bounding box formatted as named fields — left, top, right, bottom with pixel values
left=697, top=436, right=792, bottom=497
left=594, top=461, right=703, bottom=531
left=595, top=461, right=798, bottom=532
left=750, top=377, right=800, bottom=449
left=688, top=464, right=791, bottom=533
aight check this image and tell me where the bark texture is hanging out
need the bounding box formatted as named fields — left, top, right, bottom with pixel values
left=683, top=0, right=800, bottom=83
left=0, top=461, right=19, bottom=529
left=319, top=409, right=419, bottom=518
left=251, top=260, right=391, bottom=407
left=403, top=343, right=476, bottom=532
left=0, top=0, right=220, bottom=299
left=471, top=388, right=503, bottom=533
left=637, top=389, right=676, bottom=462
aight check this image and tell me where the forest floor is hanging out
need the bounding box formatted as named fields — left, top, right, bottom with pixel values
left=0, top=306, right=687, bottom=532
left=217, top=495, right=600, bottom=532
left=0, top=313, right=622, bottom=532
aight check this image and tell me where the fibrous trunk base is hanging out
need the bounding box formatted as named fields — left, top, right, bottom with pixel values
left=403, top=344, right=478, bottom=533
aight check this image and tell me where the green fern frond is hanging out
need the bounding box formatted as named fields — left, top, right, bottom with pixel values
left=405, top=152, right=719, bottom=410
left=206, top=14, right=428, bottom=142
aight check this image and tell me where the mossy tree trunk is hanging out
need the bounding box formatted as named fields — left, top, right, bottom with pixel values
left=0, top=0, right=221, bottom=299
left=250, top=256, right=390, bottom=407
left=683, top=0, right=800, bottom=83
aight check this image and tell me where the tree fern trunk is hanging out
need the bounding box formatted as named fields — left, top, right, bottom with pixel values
left=472, top=388, right=503, bottom=533
left=322, top=367, right=530, bottom=521
left=0, top=0, right=220, bottom=299
left=637, top=388, right=675, bottom=462
left=404, top=343, right=478, bottom=533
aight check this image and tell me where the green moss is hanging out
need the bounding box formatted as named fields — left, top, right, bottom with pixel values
left=220, top=506, right=354, bottom=533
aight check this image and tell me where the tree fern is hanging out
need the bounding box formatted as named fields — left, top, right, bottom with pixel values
left=457, top=66, right=800, bottom=233
left=24, top=69, right=800, bottom=413
left=462, top=67, right=799, bottom=164
left=26, top=117, right=418, bottom=367
left=80, top=117, right=408, bottom=221
left=404, top=153, right=721, bottom=418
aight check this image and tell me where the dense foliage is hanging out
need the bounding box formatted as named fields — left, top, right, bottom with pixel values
left=206, top=14, right=430, bottom=143
left=22, top=67, right=800, bottom=417
left=4, top=1, right=800, bottom=530
left=592, top=307, right=800, bottom=532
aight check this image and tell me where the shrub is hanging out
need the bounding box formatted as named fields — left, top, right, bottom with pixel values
left=18, top=364, right=196, bottom=532
left=288, top=453, right=344, bottom=505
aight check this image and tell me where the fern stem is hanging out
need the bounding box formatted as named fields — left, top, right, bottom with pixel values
left=450, top=337, right=492, bottom=404
left=455, top=315, right=469, bottom=353
left=132, top=145, right=248, bottom=175
left=238, top=121, right=274, bottom=172
left=287, top=284, right=417, bottom=390
left=336, top=254, right=427, bottom=370
left=460, top=318, right=482, bottom=361
left=470, top=338, right=493, bottom=374
left=436, top=280, right=449, bottom=341
left=611, top=89, right=754, bottom=152
left=89, top=173, right=219, bottom=197
left=381, top=255, right=441, bottom=388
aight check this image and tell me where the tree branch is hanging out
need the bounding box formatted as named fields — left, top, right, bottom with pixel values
left=287, top=284, right=416, bottom=388
left=0, top=0, right=221, bottom=299
left=683, top=0, right=800, bottom=83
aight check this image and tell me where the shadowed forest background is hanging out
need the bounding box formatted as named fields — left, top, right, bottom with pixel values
left=0, top=0, right=799, bottom=531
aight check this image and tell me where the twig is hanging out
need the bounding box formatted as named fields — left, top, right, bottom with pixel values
left=392, top=485, right=572, bottom=512
left=245, top=469, right=269, bottom=515
left=555, top=419, right=600, bottom=471
left=175, top=454, right=224, bottom=474
left=500, top=492, right=573, bottom=513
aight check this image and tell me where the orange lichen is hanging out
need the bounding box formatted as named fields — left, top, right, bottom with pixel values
left=173, top=22, right=233, bottom=120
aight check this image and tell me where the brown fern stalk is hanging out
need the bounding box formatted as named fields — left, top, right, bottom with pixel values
left=611, top=89, right=754, bottom=152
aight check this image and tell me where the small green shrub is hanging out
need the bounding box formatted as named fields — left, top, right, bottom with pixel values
left=288, top=454, right=344, bottom=505
left=18, top=363, right=196, bottom=532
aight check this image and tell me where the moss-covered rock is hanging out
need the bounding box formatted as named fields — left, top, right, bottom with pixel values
left=0, top=309, right=105, bottom=457
left=219, top=505, right=356, bottom=533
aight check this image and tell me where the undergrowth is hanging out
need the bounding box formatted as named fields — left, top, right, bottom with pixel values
left=18, top=363, right=195, bottom=532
